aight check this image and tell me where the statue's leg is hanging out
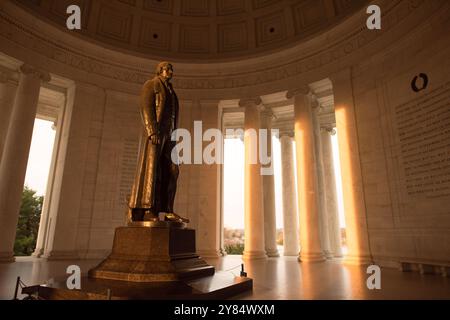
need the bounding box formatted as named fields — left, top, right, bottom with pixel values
left=141, top=140, right=162, bottom=220
left=159, top=137, right=169, bottom=212
left=163, top=140, right=179, bottom=213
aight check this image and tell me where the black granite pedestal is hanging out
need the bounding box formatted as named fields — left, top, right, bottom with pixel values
left=89, top=225, right=215, bottom=282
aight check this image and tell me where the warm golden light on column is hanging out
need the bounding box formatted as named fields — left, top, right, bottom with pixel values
left=312, top=103, right=333, bottom=259
left=240, top=97, right=267, bottom=260
left=288, top=87, right=325, bottom=262
left=260, top=107, right=279, bottom=257
left=320, top=127, right=343, bottom=257
left=331, top=69, right=372, bottom=265
left=280, top=133, right=300, bottom=256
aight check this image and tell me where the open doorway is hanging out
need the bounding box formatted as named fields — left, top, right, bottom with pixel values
left=14, top=118, right=56, bottom=256
left=222, top=137, right=245, bottom=255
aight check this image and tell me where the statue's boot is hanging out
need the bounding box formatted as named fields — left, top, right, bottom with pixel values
left=143, top=209, right=159, bottom=222
left=131, top=208, right=145, bottom=221
left=164, top=212, right=190, bottom=223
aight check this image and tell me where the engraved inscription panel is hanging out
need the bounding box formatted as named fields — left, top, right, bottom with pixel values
left=395, top=81, right=450, bottom=198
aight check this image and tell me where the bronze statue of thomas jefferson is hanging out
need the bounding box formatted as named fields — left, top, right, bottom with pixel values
left=128, top=62, right=187, bottom=223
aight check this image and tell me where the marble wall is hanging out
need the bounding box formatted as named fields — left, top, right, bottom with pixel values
left=351, top=3, right=450, bottom=267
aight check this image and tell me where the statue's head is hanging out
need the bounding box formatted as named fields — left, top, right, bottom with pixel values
left=156, top=61, right=173, bottom=81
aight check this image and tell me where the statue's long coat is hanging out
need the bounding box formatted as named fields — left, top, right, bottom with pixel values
left=129, top=76, right=179, bottom=211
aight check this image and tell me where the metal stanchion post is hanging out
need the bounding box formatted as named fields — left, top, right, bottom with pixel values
left=12, top=276, right=21, bottom=300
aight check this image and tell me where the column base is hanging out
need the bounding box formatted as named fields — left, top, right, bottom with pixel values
left=323, top=250, right=334, bottom=259
left=266, top=249, right=280, bottom=257
left=32, top=248, right=44, bottom=258
left=343, top=254, right=373, bottom=265
left=298, top=252, right=326, bottom=262
left=0, top=252, right=15, bottom=263
left=243, top=250, right=267, bottom=260
left=330, top=249, right=343, bottom=258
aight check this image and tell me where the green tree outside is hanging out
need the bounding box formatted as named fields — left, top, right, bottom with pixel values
left=224, top=243, right=245, bottom=255
left=14, top=186, right=43, bottom=256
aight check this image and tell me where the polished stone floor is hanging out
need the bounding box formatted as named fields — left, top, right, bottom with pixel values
left=0, top=255, right=449, bottom=300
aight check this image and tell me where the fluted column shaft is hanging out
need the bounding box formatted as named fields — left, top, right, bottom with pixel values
left=280, top=134, right=300, bottom=256
left=312, top=104, right=332, bottom=258
left=0, top=65, right=49, bottom=262
left=33, top=118, right=59, bottom=258
left=290, top=88, right=325, bottom=262
left=320, top=127, right=343, bottom=257
left=331, top=69, right=372, bottom=264
left=261, top=108, right=279, bottom=257
left=240, top=98, right=267, bottom=260
left=0, top=72, right=18, bottom=164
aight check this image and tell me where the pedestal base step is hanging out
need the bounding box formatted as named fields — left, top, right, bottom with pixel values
left=88, top=226, right=216, bottom=282
left=21, top=272, right=253, bottom=300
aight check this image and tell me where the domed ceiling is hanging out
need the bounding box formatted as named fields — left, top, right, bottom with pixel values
left=14, top=0, right=368, bottom=62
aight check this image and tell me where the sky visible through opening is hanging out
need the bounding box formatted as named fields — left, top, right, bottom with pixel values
left=24, top=119, right=56, bottom=196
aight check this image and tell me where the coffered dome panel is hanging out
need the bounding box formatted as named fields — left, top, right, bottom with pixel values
left=143, top=0, right=174, bottom=14
left=180, top=0, right=210, bottom=17
left=139, top=18, right=172, bottom=51
left=97, top=5, right=133, bottom=43
left=13, top=0, right=368, bottom=62
left=255, top=10, right=287, bottom=47
left=218, top=21, right=248, bottom=52
left=216, top=0, right=246, bottom=16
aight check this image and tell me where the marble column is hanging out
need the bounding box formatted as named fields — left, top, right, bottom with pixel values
left=0, top=71, right=18, bottom=164
left=0, top=65, right=50, bottom=262
left=33, top=118, right=60, bottom=258
left=320, top=126, right=343, bottom=257
left=279, top=132, right=300, bottom=256
left=260, top=107, right=279, bottom=257
left=331, top=68, right=372, bottom=264
left=312, top=102, right=333, bottom=259
left=288, top=87, right=325, bottom=262
left=239, top=97, right=267, bottom=260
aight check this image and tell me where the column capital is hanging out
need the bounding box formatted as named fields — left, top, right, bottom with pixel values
left=259, top=106, right=276, bottom=125
left=311, top=100, right=321, bottom=110
left=320, top=125, right=336, bottom=135
left=286, top=85, right=311, bottom=99
left=239, top=97, right=262, bottom=108
left=20, top=64, right=51, bottom=82
left=279, top=129, right=294, bottom=138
